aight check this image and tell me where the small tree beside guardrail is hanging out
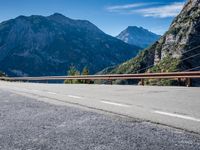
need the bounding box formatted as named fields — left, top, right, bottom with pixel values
left=64, top=66, right=92, bottom=84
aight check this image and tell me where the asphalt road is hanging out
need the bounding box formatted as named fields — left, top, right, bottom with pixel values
left=0, top=81, right=200, bottom=133
left=0, top=87, right=200, bottom=149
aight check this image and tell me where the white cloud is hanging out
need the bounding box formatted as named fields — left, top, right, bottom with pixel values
left=106, top=2, right=185, bottom=18
left=106, top=3, right=148, bottom=12
left=134, top=2, right=185, bottom=18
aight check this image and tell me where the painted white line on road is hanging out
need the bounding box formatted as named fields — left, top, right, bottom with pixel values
left=67, top=95, right=82, bottom=99
left=18, top=88, right=29, bottom=92
left=154, top=111, right=200, bottom=122
left=47, top=92, right=57, bottom=95
left=32, top=89, right=40, bottom=92
left=18, top=88, right=39, bottom=93
left=101, top=101, right=130, bottom=107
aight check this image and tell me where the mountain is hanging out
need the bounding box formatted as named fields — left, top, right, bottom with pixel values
left=116, top=26, right=160, bottom=48
left=0, top=13, right=140, bottom=77
left=103, top=0, right=200, bottom=85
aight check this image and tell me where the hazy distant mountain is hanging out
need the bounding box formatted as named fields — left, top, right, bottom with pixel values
left=117, top=26, right=160, bottom=48
left=102, top=0, right=200, bottom=85
left=0, top=13, right=140, bottom=76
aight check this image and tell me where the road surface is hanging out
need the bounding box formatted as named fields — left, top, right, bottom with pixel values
left=0, top=81, right=200, bottom=149
left=0, top=81, right=199, bottom=133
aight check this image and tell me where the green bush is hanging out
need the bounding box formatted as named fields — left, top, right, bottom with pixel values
left=145, top=55, right=181, bottom=86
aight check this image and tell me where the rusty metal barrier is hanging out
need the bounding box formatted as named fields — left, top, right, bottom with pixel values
left=1, top=71, right=200, bottom=86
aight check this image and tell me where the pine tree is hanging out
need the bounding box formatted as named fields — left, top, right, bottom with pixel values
left=68, top=66, right=77, bottom=76
left=82, top=67, right=89, bottom=76
left=64, top=66, right=81, bottom=84
left=81, top=67, right=90, bottom=84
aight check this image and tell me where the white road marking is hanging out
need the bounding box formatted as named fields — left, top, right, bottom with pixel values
left=32, top=89, right=40, bottom=92
left=67, top=95, right=82, bottom=99
left=17, top=88, right=39, bottom=93
left=100, top=101, right=130, bottom=107
left=47, top=92, right=57, bottom=95
left=18, top=88, right=29, bottom=92
left=154, top=110, right=200, bottom=122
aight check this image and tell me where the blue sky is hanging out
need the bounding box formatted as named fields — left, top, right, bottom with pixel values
left=0, top=0, right=186, bottom=36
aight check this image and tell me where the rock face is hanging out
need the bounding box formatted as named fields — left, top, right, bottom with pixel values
left=0, top=13, right=140, bottom=76
left=105, top=0, right=200, bottom=79
left=117, top=26, right=160, bottom=48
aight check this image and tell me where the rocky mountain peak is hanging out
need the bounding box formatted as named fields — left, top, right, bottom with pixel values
left=47, top=13, right=73, bottom=24
left=51, top=13, right=66, bottom=17
left=48, top=13, right=71, bottom=20
left=127, top=26, right=146, bottom=31
left=117, top=26, right=160, bottom=48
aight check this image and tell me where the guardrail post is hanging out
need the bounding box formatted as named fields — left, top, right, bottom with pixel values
left=141, top=79, right=144, bottom=86
left=177, top=78, right=181, bottom=86
left=107, top=79, right=112, bottom=85
left=185, top=78, right=192, bottom=87
left=89, top=79, right=94, bottom=84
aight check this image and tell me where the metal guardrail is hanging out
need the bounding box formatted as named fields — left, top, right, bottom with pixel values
left=0, top=71, right=200, bottom=86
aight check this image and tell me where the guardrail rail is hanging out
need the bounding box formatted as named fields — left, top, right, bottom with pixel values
left=1, top=71, right=200, bottom=87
